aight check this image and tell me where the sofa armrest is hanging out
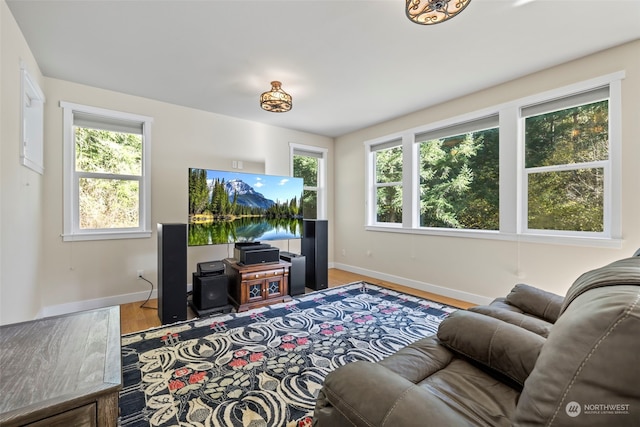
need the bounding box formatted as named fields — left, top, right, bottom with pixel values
left=505, top=283, right=563, bottom=323
left=437, top=310, right=545, bottom=386
left=314, top=361, right=480, bottom=427
left=469, top=304, right=553, bottom=338
left=378, top=335, right=453, bottom=382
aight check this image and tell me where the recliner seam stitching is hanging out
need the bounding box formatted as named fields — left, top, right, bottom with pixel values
left=487, top=321, right=501, bottom=367
left=380, top=385, right=415, bottom=427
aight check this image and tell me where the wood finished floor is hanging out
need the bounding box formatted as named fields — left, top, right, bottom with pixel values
left=120, top=268, right=475, bottom=335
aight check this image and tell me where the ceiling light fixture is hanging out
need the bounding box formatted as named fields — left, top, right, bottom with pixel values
left=260, top=81, right=292, bottom=113
left=406, top=0, right=472, bottom=25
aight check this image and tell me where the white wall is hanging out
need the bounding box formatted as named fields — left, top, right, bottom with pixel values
left=2, top=0, right=637, bottom=323
left=334, top=40, right=640, bottom=302
left=33, top=78, right=333, bottom=318
left=1, top=0, right=334, bottom=323
left=0, top=1, right=46, bottom=323
left=2, top=0, right=335, bottom=324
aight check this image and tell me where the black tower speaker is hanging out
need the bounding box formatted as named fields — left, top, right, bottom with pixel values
left=301, top=219, right=328, bottom=291
left=157, top=223, right=187, bottom=324
left=280, top=251, right=306, bottom=296
left=193, top=273, right=229, bottom=310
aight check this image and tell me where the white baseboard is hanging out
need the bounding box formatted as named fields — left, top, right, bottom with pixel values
left=332, top=262, right=493, bottom=306
left=36, top=262, right=339, bottom=319
left=37, top=283, right=193, bottom=319
left=36, top=262, right=491, bottom=319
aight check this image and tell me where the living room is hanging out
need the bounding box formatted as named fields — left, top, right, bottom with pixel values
left=2, top=0, right=640, bottom=326
left=2, top=1, right=640, bottom=426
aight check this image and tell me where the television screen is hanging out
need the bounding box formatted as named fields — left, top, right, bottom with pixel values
left=188, top=168, right=304, bottom=246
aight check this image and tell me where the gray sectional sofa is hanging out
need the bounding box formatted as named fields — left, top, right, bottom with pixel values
left=313, top=255, right=640, bottom=426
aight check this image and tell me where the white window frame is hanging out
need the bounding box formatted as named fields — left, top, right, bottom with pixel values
left=289, top=143, right=328, bottom=220
left=414, top=114, right=500, bottom=231
left=60, top=101, right=153, bottom=241
left=364, top=138, right=404, bottom=227
left=363, top=71, right=624, bottom=248
left=517, top=78, right=621, bottom=242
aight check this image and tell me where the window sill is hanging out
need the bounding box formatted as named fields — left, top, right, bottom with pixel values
left=62, top=230, right=152, bottom=242
left=364, top=225, right=622, bottom=249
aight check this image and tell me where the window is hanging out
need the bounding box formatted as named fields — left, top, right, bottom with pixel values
left=416, top=116, right=499, bottom=230
left=522, top=87, right=609, bottom=235
left=290, top=144, right=328, bottom=219
left=364, top=72, right=623, bottom=247
left=61, top=102, right=153, bottom=241
left=371, top=140, right=403, bottom=224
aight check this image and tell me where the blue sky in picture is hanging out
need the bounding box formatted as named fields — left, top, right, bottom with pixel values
left=205, top=169, right=303, bottom=203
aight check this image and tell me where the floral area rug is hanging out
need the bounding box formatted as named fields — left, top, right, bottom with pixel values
left=119, top=282, right=456, bottom=427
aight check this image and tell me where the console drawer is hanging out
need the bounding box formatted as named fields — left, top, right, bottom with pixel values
left=241, top=267, right=284, bottom=281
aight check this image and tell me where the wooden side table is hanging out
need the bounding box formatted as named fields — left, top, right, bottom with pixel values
left=224, top=258, right=292, bottom=312
left=0, top=306, right=122, bottom=426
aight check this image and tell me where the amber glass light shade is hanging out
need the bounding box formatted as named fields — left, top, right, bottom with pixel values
left=260, top=81, right=292, bottom=113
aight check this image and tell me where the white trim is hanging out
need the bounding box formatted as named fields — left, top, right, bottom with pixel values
left=363, top=72, right=625, bottom=247
left=20, top=60, right=46, bottom=174
left=37, top=289, right=158, bottom=319
left=59, top=101, right=154, bottom=124
left=514, top=71, right=625, bottom=114
left=408, top=106, right=501, bottom=142
left=500, top=106, right=519, bottom=234
left=608, top=77, right=623, bottom=240
left=289, top=143, right=328, bottom=220
left=60, top=101, right=153, bottom=241
left=365, top=224, right=622, bottom=248
left=332, top=262, right=493, bottom=306
left=406, top=133, right=419, bottom=229
left=36, top=282, right=193, bottom=319
left=61, top=230, right=152, bottom=242
left=519, top=77, right=620, bottom=239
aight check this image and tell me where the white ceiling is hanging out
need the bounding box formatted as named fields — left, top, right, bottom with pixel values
left=7, top=0, right=640, bottom=138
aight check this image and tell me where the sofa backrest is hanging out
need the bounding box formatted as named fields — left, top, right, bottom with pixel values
left=514, top=257, right=640, bottom=426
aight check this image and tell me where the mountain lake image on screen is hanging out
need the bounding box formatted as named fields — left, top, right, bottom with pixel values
left=188, top=168, right=304, bottom=246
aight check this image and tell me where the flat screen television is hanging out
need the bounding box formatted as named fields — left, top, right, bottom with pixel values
left=188, top=168, right=304, bottom=246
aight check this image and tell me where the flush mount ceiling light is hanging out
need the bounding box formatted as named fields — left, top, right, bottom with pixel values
left=406, top=0, right=472, bottom=25
left=260, top=81, right=292, bottom=113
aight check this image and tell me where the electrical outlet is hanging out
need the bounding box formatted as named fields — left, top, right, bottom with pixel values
left=137, top=270, right=144, bottom=279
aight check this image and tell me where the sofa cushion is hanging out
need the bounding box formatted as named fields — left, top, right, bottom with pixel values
left=377, top=333, right=453, bottom=383
left=505, top=283, right=563, bottom=323
left=515, top=257, right=640, bottom=426
left=437, top=310, right=545, bottom=386
left=314, top=337, right=519, bottom=427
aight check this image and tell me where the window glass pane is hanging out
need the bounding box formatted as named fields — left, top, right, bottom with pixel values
left=302, top=189, right=317, bottom=219
left=293, top=155, right=318, bottom=187
left=528, top=168, right=604, bottom=232
left=525, top=100, right=608, bottom=168
left=75, top=127, right=142, bottom=175
left=79, top=178, right=140, bottom=229
left=419, top=127, right=499, bottom=229
left=377, top=186, right=402, bottom=223
left=375, top=146, right=402, bottom=183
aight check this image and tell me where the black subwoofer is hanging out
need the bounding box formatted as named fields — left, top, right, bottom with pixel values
left=157, top=223, right=187, bottom=324
left=301, top=219, right=328, bottom=291
left=280, top=251, right=306, bottom=296
left=193, top=273, right=229, bottom=310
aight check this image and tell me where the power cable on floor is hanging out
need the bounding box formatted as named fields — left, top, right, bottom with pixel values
left=139, top=275, right=156, bottom=309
